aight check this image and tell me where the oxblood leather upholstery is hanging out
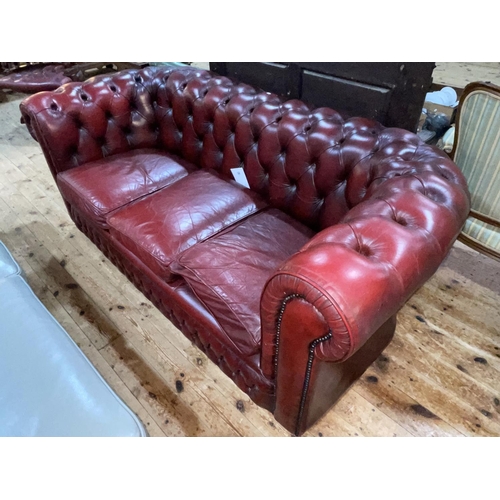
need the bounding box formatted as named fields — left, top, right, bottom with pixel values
left=171, top=208, right=314, bottom=356
left=107, top=170, right=266, bottom=281
left=57, top=149, right=192, bottom=227
left=20, top=65, right=470, bottom=435
left=261, top=175, right=470, bottom=375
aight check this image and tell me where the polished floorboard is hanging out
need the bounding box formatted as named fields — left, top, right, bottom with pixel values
left=1, top=64, right=499, bottom=436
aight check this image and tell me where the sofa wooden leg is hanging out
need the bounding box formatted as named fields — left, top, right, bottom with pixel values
left=274, top=314, right=397, bottom=436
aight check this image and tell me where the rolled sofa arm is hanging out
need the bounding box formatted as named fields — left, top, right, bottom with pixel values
left=261, top=170, right=470, bottom=434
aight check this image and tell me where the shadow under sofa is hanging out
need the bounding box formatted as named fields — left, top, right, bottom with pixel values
left=19, top=65, right=470, bottom=435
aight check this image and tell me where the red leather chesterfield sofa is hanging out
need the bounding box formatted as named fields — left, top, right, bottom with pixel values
left=19, top=65, right=470, bottom=435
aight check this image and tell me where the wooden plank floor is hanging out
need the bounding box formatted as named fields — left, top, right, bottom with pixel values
left=1, top=69, right=500, bottom=437
left=434, top=62, right=500, bottom=88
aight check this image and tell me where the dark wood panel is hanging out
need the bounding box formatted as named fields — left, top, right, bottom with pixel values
left=210, top=62, right=289, bottom=96
left=301, top=70, right=391, bottom=123
left=294, top=62, right=405, bottom=87
left=209, top=62, right=435, bottom=132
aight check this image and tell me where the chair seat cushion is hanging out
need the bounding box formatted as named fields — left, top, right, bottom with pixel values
left=57, top=149, right=193, bottom=227
left=170, top=208, right=314, bottom=356
left=107, top=170, right=267, bottom=282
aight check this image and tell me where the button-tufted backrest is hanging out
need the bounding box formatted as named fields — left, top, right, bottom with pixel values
left=21, top=66, right=469, bottom=231
left=162, top=72, right=467, bottom=230
left=19, top=66, right=206, bottom=177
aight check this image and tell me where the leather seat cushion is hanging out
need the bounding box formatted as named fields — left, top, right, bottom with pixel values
left=107, top=170, right=267, bottom=282
left=57, top=149, right=194, bottom=227
left=169, top=208, right=314, bottom=356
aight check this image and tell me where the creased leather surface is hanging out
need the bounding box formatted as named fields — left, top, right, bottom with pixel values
left=171, top=208, right=314, bottom=356
left=107, top=170, right=267, bottom=281
left=57, top=149, right=192, bottom=227
left=69, top=206, right=275, bottom=410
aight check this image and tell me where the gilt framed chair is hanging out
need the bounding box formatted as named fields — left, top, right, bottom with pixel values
left=450, top=81, right=500, bottom=261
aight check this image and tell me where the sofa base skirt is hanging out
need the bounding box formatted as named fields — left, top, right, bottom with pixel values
left=68, top=204, right=276, bottom=412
